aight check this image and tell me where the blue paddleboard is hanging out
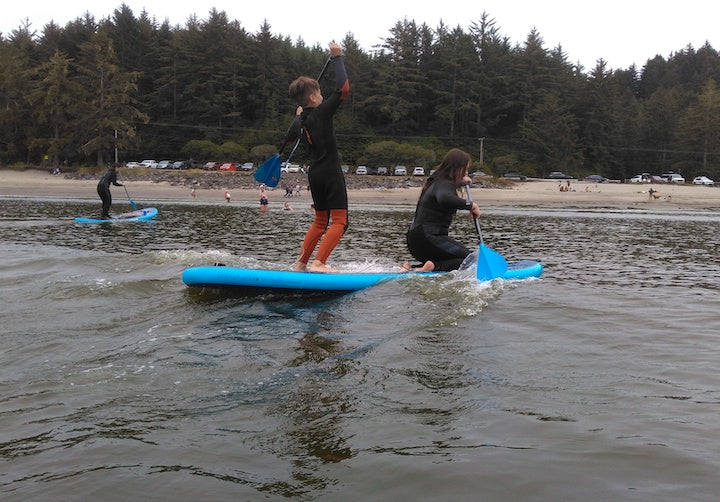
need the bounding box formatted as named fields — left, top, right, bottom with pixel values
left=74, top=207, right=158, bottom=223
left=182, top=260, right=542, bottom=293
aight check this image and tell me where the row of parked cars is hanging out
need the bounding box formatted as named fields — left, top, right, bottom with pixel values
left=125, top=160, right=257, bottom=171
left=627, top=172, right=715, bottom=185
left=502, top=171, right=715, bottom=186
left=125, top=160, right=190, bottom=169
left=352, top=165, right=425, bottom=176
left=202, top=162, right=255, bottom=171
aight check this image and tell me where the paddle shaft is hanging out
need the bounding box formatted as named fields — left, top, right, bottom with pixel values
left=463, top=183, right=483, bottom=244
left=464, top=182, right=510, bottom=281
left=118, top=170, right=138, bottom=209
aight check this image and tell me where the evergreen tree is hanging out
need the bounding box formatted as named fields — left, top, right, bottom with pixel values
left=579, top=60, right=625, bottom=177
left=429, top=24, right=480, bottom=138
left=469, top=12, right=514, bottom=139
left=0, top=26, right=36, bottom=163
left=675, top=78, right=720, bottom=176
left=519, top=94, right=581, bottom=176
left=378, top=18, right=427, bottom=134
left=27, top=50, right=81, bottom=166
left=75, top=31, right=147, bottom=165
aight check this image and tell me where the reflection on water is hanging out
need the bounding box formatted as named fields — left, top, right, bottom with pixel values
left=2, top=198, right=720, bottom=500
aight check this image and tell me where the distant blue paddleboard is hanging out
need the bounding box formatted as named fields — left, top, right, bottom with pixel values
left=74, top=207, right=158, bottom=223
left=182, top=260, right=542, bottom=294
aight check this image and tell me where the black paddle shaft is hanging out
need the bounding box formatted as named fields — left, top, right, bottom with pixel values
left=464, top=183, right=483, bottom=244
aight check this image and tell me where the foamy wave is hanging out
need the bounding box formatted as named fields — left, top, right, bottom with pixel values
left=149, top=248, right=236, bottom=264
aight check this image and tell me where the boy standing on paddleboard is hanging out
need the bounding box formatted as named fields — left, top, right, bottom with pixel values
left=288, top=42, right=350, bottom=273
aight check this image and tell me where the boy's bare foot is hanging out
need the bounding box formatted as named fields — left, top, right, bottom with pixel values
left=294, top=261, right=307, bottom=272
left=309, top=260, right=340, bottom=273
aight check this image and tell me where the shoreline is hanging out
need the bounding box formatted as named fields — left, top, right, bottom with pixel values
left=2, top=168, right=720, bottom=212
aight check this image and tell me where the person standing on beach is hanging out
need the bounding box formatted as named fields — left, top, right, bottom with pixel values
left=259, top=183, right=269, bottom=211
left=404, top=148, right=481, bottom=272
left=97, top=164, right=123, bottom=219
left=289, top=42, right=350, bottom=273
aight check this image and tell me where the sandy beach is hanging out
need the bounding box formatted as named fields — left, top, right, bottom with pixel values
left=2, top=168, right=720, bottom=211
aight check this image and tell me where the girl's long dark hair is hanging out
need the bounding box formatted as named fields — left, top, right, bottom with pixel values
left=417, top=148, right=471, bottom=201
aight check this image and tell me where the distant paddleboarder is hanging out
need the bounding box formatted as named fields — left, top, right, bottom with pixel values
left=97, top=164, right=124, bottom=219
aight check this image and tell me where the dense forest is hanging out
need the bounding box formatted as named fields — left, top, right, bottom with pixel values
left=2, top=4, right=720, bottom=181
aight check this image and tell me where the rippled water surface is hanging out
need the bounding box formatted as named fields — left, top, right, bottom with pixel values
left=2, top=198, right=720, bottom=501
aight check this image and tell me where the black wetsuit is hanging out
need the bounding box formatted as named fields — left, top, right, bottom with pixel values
left=291, top=56, right=350, bottom=212
left=406, top=177, right=474, bottom=271
left=97, top=168, right=122, bottom=218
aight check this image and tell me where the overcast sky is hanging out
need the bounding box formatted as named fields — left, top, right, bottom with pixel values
left=2, top=0, right=719, bottom=71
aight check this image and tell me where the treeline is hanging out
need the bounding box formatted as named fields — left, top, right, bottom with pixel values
left=2, top=4, right=720, bottom=180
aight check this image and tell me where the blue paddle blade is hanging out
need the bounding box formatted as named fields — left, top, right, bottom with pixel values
left=129, top=199, right=137, bottom=210
left=476, top=243, right=509, bottom=281
left=254, top=154, right=282, bottom=187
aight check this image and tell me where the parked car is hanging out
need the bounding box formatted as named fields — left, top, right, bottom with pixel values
left=412, top=166, right=426, bottom=176
left=203, top=161, right=220, bottom=170
left=219, top=162, right=238, bottom=171
left=341, top=164, right=349, bottom=174
left=240, top=162, right=254, bottom=171
left=548, top=171, right=572, bottom=179
left=470, top=171, right=487, bottom=178
left=394, top=165, right=407, bottom=176
left=376, top=166, right=388, bottom=175
left=355, top=165, right=368, bottom=175
left=583, top=175, right=608, bottom=183
left=693, top=175, right=714, bottom=186
left=281, top=163, right=300, bottom=173
left=156, top=160, right=173, bottom=169
left=171, top=160, right=187, bottom=169
left=139, top=159, right=157, bottom=168
left=125, top=161, right=139, bottom=168
left=628, top=173, right=651, bottom=183
left=661, top=173, right=685, bottom=184
left=503, top=172, right=527, bottom=181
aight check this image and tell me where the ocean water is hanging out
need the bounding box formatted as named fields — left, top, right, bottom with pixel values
left=1, top=197, right=719, bottom=501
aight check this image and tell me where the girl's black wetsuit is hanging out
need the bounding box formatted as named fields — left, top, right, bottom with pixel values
left=406, top=177, right=474, bottom=271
